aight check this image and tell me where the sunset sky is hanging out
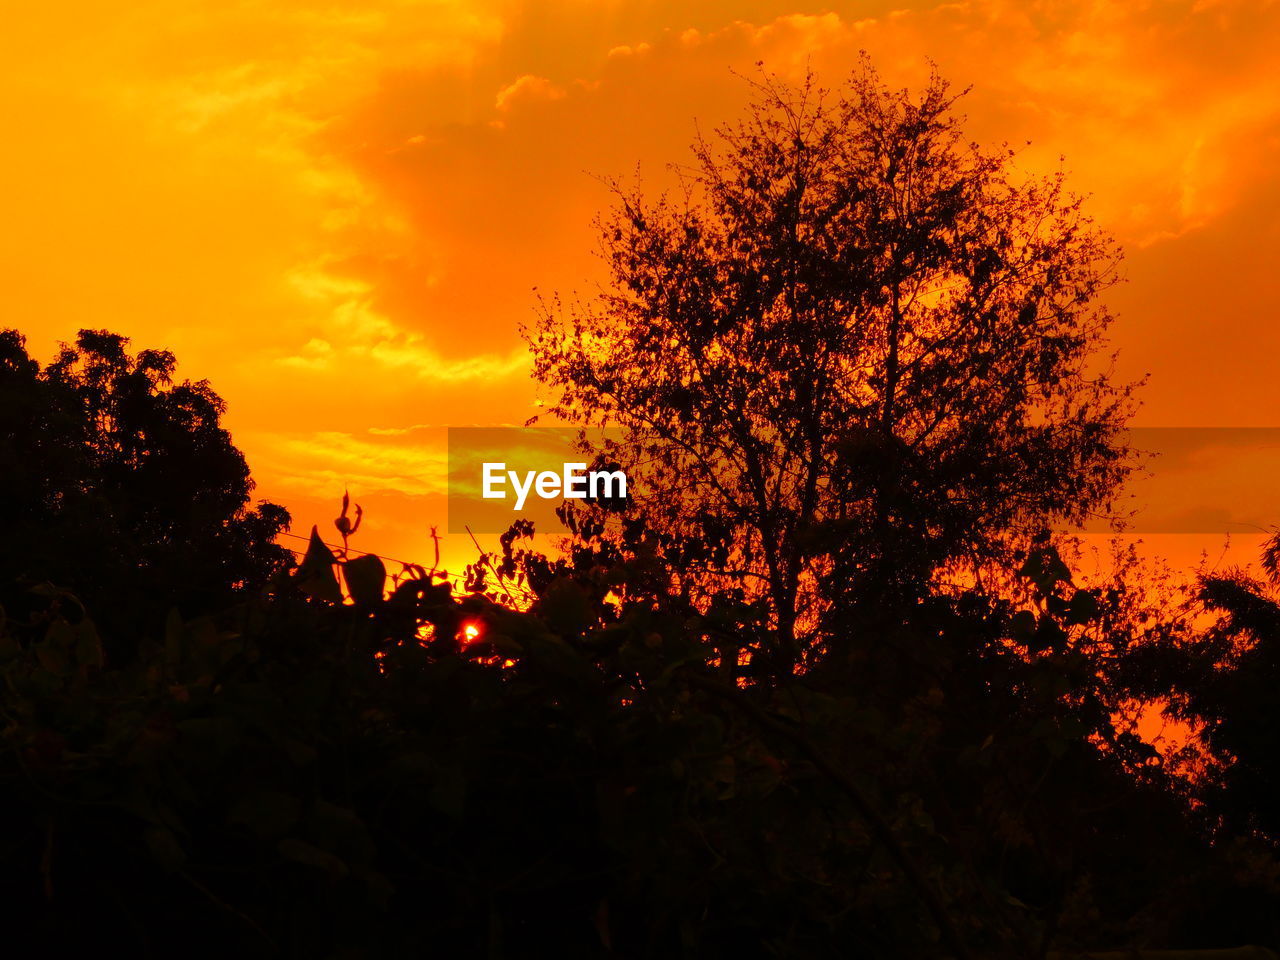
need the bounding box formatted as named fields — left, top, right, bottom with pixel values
left=5, top=0, right=1280, bottom=575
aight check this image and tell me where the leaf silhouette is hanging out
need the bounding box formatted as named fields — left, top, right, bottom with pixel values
left=294, top=525, right=341, bottom=603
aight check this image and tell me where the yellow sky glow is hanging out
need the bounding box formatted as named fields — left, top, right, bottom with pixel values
left=5, top=0, right=1280, bottom=573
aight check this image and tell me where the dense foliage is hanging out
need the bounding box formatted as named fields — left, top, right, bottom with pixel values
left=4, top=66, right=1280, bottom=959
left=0, top=328, right=290, bottom=658
left=529, top=64, right=1135, bottom=676
left=1136, top=552, right=1280, bottom=845
left=2, top=524, right=1280, bottom=959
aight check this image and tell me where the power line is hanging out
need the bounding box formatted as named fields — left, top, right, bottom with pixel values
left=277, top=531, right=469, bottom=584
left=276, top=530, right=536, bottom=600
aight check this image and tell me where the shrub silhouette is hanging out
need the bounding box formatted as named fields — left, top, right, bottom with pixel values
left=4, top=509, right=1280, bottom=957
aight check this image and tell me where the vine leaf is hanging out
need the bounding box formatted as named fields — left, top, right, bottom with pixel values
left=343, top=554, right=386, bottom=607
left=294, top=526, right=341, bottom=604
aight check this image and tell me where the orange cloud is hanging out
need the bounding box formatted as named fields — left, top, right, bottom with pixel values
left=5, top=0, right=1280, bottom=571
left=495, top=74, right=567, bottom=111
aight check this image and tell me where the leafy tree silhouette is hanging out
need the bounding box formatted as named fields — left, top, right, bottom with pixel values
left=528, top=63, right=1137, bottom=678
left=512, top=62, right=1280, bottom=954
left=1156, top=536, right=1280, bottom=842
left=0, top=328, right=290, bottom=659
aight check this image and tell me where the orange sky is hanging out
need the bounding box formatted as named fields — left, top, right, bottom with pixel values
left=5, top=0, right=1280, bottom=577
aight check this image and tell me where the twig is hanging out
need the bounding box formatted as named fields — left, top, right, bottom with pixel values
left=41, top=817, right=54, bottom=900
left=179, top=869, right=278, bottom=952
left=465, top=525, right=517, bottom=604
left=687, top=674, right=974, bottom=960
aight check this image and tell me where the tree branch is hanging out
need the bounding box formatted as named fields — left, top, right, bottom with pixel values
left=687, top=674, right=974, bottom=960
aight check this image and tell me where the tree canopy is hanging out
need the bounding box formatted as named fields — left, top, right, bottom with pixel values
left=0, top=328, right=290, bottom=657
left=529, top=66, right=1135, bottom=675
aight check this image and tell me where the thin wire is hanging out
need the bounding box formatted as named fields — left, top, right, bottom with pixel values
left=277, top=532, right=468, bottom=584
left=278, top=529, right=538, bottom=600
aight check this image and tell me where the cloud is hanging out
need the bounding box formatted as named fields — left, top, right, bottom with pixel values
left=367, top=423, right=437, bottom=436
left=247, top=429, right=451, bottom=499
left=9, top=0, right=1280, bottom=566
left=495, top=74, right=567, bottom=111
left=273, top=277, right=530, bottom=382
left=607, top=42, right=651, bottom=58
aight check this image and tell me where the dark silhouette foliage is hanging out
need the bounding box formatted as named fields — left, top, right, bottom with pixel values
left=528, top=64, right=1136, bottom=676
left=2, top=516, right=1279, bottom=958
left=4, top=64, right=1280, bottom=960
left=0, top=328, right=290, bottom=658
left=1150, top=548, right=1280, bottom=843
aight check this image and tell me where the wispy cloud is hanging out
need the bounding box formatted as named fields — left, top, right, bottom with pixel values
left=8, top=0, right=1280, bottom=567
left=247, top=429, right=450, bottom=499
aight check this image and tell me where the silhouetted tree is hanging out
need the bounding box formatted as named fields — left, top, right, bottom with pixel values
left=514, top=65, right=1280, bottom=952
left=529, top=64, right=1136, bottom=676
left=1163, top=539, right=1280, bottom=841
left=0, top=328, right=290, bottom=657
